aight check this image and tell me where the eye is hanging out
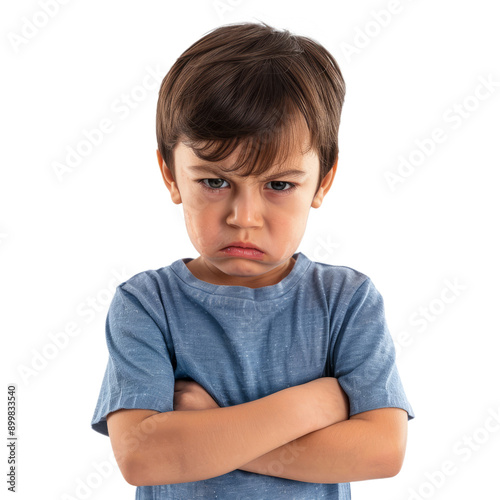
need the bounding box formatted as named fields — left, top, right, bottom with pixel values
left=268, top=180, right=296, bottom=192
left=199, top=178, right=230, bottom=192
left=198, top=178, right=297, bottom=194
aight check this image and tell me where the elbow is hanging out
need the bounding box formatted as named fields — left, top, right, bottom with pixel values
left=379, top=442, right=406, bottom=478
left=382, top=456, right=404, bottom=478
left=122, top=453, right=158, bottom=487
left=114, top=450, right=142, bottom=487
left=112, top=446, right=157, bottom=487
left=123, top=467, right=140, bottom=487
left=107, top=410, right=180, bottom=486
left=379, top=417, right=408, bottom=478
left=122, top=450, right=183, bottom=487
left=123, top=454, right=155, bottom=487
left=125, top=462, right=146, bottom=487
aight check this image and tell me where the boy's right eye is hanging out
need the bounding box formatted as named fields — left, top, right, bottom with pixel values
left=198, top=178, right=229, bottom=192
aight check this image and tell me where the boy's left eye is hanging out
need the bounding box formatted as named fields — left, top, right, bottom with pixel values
left=198, top=178, right=297, bottom=194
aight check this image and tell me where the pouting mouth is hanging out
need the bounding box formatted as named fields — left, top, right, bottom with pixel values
left=223, top=242, right=264, bottom=252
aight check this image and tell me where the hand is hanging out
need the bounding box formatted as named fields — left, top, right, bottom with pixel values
left=173, top=378, right=221, bottom=411
left=300, top=377, right=350, bottom=429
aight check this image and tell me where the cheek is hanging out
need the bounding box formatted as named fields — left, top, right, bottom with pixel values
left=183, top=210, right=210, bottom=251
left=271, top=201, right=308, bottom=226
left=184, top=204, right=219, bottom=238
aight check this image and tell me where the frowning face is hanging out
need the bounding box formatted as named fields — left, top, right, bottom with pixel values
left=157, top=132, right=336, bottom=288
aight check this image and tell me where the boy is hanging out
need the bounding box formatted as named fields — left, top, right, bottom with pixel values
left=90, top=21, right=414, bottom=499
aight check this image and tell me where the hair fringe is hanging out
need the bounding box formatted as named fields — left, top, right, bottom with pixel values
left=156, top=21, right=345, bottom=194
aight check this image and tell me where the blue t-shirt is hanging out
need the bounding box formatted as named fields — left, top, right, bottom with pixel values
left=91, top=251, right=414, bottom=499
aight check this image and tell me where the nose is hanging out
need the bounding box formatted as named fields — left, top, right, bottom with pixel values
left=226, top=189, right=263, bottom=229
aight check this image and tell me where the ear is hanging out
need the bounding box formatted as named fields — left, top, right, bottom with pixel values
left=311, top=158, right=338, bottom=209
left=157, top=149, right=182, bottom=205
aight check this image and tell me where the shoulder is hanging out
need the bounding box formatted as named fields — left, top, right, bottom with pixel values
left=305, top=258, right=372, bottom=297
left=105, top=265, right=179, bottom=333
left=111, top=263, right=177, bottom=305
left=300, top=257, right=388, bottom=322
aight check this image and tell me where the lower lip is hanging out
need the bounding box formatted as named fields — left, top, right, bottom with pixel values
left=222, top=247, right=265, bottom=259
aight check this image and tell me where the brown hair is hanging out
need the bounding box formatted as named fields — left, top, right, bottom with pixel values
left=156, top=21, right=346, bottom=195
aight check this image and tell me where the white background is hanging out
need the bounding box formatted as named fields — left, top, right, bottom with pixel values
left=2, top=1, right=499, bottom=499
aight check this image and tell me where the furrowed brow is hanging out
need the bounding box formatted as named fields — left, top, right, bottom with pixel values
left=187, top=165, right=307, bottom=181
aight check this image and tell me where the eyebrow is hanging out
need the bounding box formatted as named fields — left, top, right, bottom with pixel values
left=187, top=165, right=307, bottom=181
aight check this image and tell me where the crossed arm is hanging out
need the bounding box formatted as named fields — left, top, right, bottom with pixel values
left=173, top=378, right=408, bottom=484
left=108, top=377, right=408, bottom=486
left=237, top=406, right=407, bottom=483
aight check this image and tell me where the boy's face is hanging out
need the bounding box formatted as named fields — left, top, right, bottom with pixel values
left=157, top=133, right=336, bottom=288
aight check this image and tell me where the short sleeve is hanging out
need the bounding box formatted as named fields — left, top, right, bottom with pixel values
left=90, top=283, right=175, bottom=436
left=331, top=278, right=415, bottom=420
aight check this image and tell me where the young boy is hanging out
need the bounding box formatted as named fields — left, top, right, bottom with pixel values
left=90, top=21, right=414, bottom=499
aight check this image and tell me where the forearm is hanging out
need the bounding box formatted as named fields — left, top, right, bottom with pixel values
left=238, top=409, right=406, bottom=483
left=129, top=385, right=323, bottom=486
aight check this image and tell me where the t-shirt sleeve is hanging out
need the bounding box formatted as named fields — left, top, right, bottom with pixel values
left=331, top=277, right=415, bottom=420
left=90, top=282, right=175, bottom=436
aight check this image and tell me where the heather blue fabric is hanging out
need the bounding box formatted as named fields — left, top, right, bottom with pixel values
left=90, top=251, right=414, bottom=499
